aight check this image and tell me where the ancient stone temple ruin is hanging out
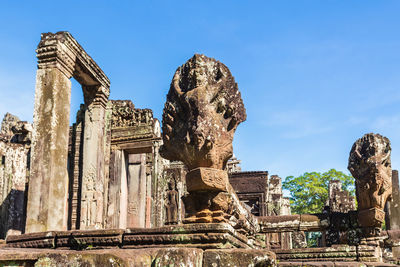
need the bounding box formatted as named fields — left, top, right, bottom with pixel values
left=1, top=31, right=400, bottom=266
left=0, top=113, right=31, bottom=238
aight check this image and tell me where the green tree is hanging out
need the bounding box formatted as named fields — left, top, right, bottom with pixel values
left=282, top=169, right=355, bottom=214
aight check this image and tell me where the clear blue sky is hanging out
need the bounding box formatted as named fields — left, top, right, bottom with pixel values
left=1, top=1, right=400, bottom=180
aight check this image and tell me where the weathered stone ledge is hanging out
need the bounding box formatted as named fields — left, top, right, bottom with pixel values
left=258, top=214, right=329, bottom=233
left=274, top=245, right=379, bottom=262
left=0, top=247, right=397, bottom=266
left=277, top=262, right=398, bottom=266
left=6, top=223, right=258, bottom=250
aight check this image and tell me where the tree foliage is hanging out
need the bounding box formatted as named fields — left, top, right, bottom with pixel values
left=283, top=169, right=355, bottom=214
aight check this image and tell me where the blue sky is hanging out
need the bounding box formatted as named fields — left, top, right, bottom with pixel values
left=1, top=1, right=400, bottom=180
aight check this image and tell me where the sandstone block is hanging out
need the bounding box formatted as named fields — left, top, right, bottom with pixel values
left=186, top=167, right=229, bottom=192
left=203, top=249, right=276, bottom=267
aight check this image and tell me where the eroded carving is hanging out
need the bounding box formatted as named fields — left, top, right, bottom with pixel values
left=348, top=133, right=392, bottom=228
left=160, top=54, right=257, bottom=233
left=80, top=165, right=102, bottom=229
left=160, top=54, right=246, bottom=170
left=165, top=180, right=179, bottom=225
left=111, top=100, right=153, bottom=128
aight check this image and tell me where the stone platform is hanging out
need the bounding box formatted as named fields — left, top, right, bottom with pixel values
left=0, top=247, right=276, bottom=266
left=0, top=247, right=398, bottom=267
left=4, top=226, right=400, bottom=266
left=6, top=223, right=259, bottom=250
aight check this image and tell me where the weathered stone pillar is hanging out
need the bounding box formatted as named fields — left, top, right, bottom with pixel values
left=0, top=114, right=31, bottom=238
left=80, top=88, right=108, bottom=230
left=106, top=149, right=124, bottom=229
left=26, top=67, right=71, bottom=233
left=386, top=170, right=400, bottom=230
left=119, top=151, right=128, bottom=229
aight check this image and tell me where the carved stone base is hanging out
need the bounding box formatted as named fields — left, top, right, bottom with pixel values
left=124, top=223, right=260, bottom=249
left=183, top=192, right=233, bottom=224
left=6, top=223, right=260, bottom=250
left=183, top=168, right=259, bottom=235
left=186, top=168, right=229, bottom=192
left=358, top=208, right=385, bottom=228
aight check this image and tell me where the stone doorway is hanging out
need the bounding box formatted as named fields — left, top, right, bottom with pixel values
left=25, top=32, right=110, bottom=233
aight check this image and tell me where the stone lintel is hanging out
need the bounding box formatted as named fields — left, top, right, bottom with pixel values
left=258, top=214, right=329, bottom=233
left=6, top=231, right=57, bottom=248
left=36, top=31, right=110, bottom=96
left=113, top=140, right=154, bottom=154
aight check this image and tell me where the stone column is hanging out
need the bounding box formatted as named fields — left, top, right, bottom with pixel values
left=386, top=170, right=400, bottom=230
left=26, top=68, right=71, bottom=233
left=119, top=151, right=128, bottom=229
left=106, top=149, right=123, bottom=229
left=80, top=87, right=108, bottom=230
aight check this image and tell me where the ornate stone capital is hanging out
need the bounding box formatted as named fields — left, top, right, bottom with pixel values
left=83, top=85, right=109, bottom=109
left=36, top=32, right=110, bottom=91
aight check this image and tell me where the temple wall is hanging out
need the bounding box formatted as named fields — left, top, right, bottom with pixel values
left=0, top=114, right=31, bottom=238
left=0, top=141, right=29, bottom=238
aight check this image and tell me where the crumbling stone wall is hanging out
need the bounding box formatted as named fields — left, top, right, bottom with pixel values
left=228, top=170, right=290, bottom=218
left=226, top=155, right=242, bottom=173
left=0, top=113, right=31, bottom=238
left=326, top=180, right=356, bottom=213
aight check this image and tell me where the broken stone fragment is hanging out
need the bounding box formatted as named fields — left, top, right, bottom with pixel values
left=0, top=113, right=20, bottom=137
left=0, top=113, right=32, bottom=144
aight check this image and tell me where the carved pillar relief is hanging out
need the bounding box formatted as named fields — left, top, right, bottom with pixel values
left=162, top=165, right=186, bottom=226
left=67, top=107, right=84, bottom=230
left=80, top=87, right=108, bottom=230
left=126, top=153, right=147, bottom=228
